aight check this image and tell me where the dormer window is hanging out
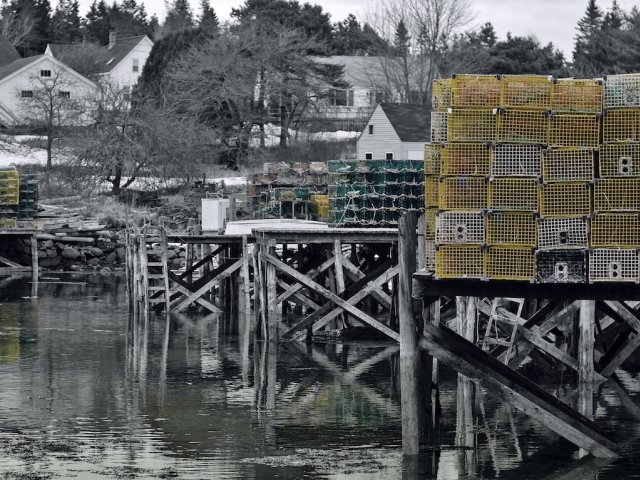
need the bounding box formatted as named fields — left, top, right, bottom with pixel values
left=40, top=70, right=51, bottom=77
left=132, top=59, right=139, bottom=73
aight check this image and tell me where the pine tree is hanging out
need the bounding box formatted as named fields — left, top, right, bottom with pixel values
left=84, top=0, right=111, bottom=45
left=51, top=0, right=81, bottom=43
left=198, top=0, right=218, bottom=32
left=163, top=0, right=193, bottom=34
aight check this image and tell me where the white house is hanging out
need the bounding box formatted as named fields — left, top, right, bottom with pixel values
left=357, top=103, right=430, bottom=160
left=45, top=33, right=154, bottom=87
left=0, top=54, right=98, bottom=126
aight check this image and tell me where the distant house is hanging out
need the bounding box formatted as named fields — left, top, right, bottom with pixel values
left=357, top=103, right=430, bottom=160
left=0, top=54, right=97, bottom=126
left=45, top=33, right=153, bottom=87
left=307, top=56, right=430, bottom=132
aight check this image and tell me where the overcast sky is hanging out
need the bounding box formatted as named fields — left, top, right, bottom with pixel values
left=71, top=0, right=628, bottom=59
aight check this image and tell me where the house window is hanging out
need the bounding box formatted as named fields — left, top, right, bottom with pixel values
left=132, top=59, right=139, bottom=73
left=40, top=70, right=51, bottom=77
left=369, top=90, right=385, bottom=105
left=368, top=125, right=374, bottom=135
left=331, top=89, right=347, bottom=106
left=59, top=91, right=70, bottom=99
left=347, top=89, right=354, bottom=107
left=386, top=152, right=394, bottom=160
left=365, top=152, right=373, bottom=160
left=21, top=90, right=33, bottom=98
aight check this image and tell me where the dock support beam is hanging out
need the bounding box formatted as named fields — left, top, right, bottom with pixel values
left=398, top=212, right=426, bottom=455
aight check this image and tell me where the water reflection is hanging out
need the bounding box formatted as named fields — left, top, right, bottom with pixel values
left=0, top=276, right=639, bottom=478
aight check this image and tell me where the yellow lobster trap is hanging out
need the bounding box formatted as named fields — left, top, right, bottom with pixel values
left=501, top=75, right=552, bottom=110
left=452, top=74, right=501, bottom=108
left=439, top=176, right=488, bottom=210
left=552, top=78, right=603, bottom=113
left=431, top=111, right=448, bottom=142
left=447, top=109, right=497, bottom=142
left=548, top=113, right=600, bottom=147
left=539, top=182, right=591, bottom=216
left=485, top=211, right=537, bottom=246
left=435, top=244, right=484, bottom=279
left=537, top=216, right=589, bottom=249
left=424, top=143, right=441, bottom=175
left=602, top=109, right=640, bottom=143
left=488, top=177, right=539, bottom=211
left=497, top=109, right=548, bottom=144
left=593, top=178, right=640, bottom=212
left=591, top=213, right=640, bottom=247
left=424, top=175, right=440, bottom=208
left=440, top=143, right=491, bottom=176
left=485, top=246, right=536, bottom=281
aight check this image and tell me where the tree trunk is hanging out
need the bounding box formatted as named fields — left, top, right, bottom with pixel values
left=279, top=104, right=287, bottom=148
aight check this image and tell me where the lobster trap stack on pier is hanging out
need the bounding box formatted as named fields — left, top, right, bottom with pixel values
left=426, top=73, right=640, bottom=283
left=0, top=167, right=39, bottom=230
left=328, top=159, right=424, bottom=226
left=247, top=162, right=329, bottom=220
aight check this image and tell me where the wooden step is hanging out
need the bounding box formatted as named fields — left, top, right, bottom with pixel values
left=148, top=286, right=165, bottom=291
left=147, top=262, right=164, bottom=267
left=148, top=274, right=165, bottom=279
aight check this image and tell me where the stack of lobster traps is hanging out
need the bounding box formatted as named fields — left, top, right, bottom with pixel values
left=0, top=167, right=39, bottom=230
left=328, top=159, right=424, bottom=227
left=247, top=162, right=328, bottom=219
left=426, top=73, right=640, bottom=283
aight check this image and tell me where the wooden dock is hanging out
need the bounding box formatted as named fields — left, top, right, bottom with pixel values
left=124, top=216, right=627, bottom=460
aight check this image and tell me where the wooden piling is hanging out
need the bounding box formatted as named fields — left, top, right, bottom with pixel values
left=398, top=212, right=425, bottom=455
left=30, top=234, right=38, bottom=280
left=266, top=244, right=278, bottom=342
left=579, top=300, right=596, bottom=385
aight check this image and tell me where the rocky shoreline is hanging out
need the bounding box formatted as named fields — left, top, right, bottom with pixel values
left=0, top=234, right=190, bottom=273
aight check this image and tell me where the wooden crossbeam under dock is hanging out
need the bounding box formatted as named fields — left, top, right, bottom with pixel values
left=418, top=321, right=619, bottom=458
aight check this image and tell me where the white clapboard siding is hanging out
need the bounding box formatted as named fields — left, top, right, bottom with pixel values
left=357, top=105, right=403, bottom=160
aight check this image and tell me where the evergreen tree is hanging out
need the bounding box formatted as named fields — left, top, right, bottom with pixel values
left=163, top=0, right=193, bottom=34
left=489, top=33, right=566, bottom=76
left=109, top=0, right=149, bottom=38
left=51, top=0, right=81, bottom=43
left=83, top=0, right=111, bottom=44
left=197, top=0, right=218, bottom=32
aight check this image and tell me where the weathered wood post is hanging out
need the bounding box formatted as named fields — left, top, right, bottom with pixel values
left=398, top=211, right=426, bottom=455
left=266, top=242, right=278, bottom=342
left=578, top=299, right=596, bottom=435
left=30, top=234, right=38, bottom=280
left=578, top=300, right=596, bottom=385
left=242, top=235, right=251, bottom=319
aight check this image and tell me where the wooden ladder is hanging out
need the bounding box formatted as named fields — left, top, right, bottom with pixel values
left=482, top=297, right=526, bottom=361
left=141, top=225, right=171, bottom=314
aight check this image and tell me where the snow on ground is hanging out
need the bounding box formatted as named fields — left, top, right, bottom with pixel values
left=0, top=135, right=48, bottom=167
left=250, top=125, right=358, bottom=147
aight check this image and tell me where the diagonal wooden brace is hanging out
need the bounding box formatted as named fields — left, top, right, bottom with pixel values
left=342, top=255, right=391, bottom=308
left=275, top=256, right=335, bottom=305
left=171, top=258, right=243, bottom=313
left=264, top=252, right=399, bottom=341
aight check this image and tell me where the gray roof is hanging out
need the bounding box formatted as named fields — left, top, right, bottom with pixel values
left=0, top=55, right=44, bottom=81
left=0, top=35, right=21, bottom=68
left=47, top=36, right=148, bottom=74
left=380, top=103, right=430, bottom=143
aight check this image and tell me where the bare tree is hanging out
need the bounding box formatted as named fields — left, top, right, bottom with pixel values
left=72, top=79, right=215, bottom=195
left=1, top=10, right=34, bottom=48
left=15, top=66, right=89, bottom=170
left=164, top=23, right=344, bottom=159
left=363, top=0, right=473, bottom=104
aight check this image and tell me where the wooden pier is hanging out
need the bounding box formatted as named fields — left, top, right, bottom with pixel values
left=125, top=215, right=631, bottom=460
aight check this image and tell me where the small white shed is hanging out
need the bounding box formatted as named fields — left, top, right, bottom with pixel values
left=357, top=103, right=430, bottom=160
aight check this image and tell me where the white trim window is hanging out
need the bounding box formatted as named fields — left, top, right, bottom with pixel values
left=368, top=125, right=374, bottom=135
left=385, top=152, right=394, bottom=160
left=365, top=152, right=373, bottom=159
left=132, top=59, right=139, bottom=73
left=40, top=70, right=51, bottom=77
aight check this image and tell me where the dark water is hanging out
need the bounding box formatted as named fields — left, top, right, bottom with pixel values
left=1, top=276, right=640, bottom=478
